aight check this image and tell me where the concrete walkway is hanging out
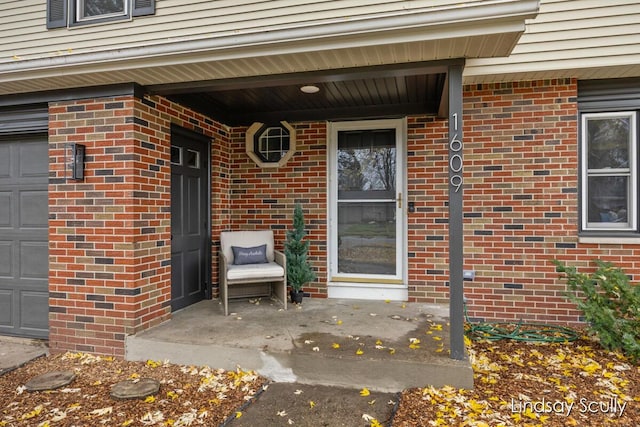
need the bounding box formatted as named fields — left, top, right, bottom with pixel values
left=0, top=335, right=48, bottom=375
left=126, top=298, right=473, bottom=392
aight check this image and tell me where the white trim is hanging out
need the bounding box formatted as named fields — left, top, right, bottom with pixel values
left=581, top=111, right=637, bottom=232
left=327, top=281, right=408, bottom=301
left=579, top=237, right=640, bottom=245
left=327, top=118, right=408, bottom=299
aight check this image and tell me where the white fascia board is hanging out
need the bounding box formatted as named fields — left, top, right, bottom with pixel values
left=0, top=0, right=539, bottom=81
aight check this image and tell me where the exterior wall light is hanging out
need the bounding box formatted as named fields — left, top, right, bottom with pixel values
left=65, top=143, right=85, bottom=181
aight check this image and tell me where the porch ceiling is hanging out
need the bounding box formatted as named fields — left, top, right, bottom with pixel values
left=147, top=61, right=453, bottom=127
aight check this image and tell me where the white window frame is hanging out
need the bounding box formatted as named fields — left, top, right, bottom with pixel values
left=581, top=111, right=637, bottom=232
left=76, top=0, right=128, bottom=23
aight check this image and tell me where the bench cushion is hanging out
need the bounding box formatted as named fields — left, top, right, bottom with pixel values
left=226, top=261, right=285, bottom=281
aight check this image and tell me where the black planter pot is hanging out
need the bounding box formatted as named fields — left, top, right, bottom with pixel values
left=290, top=290, right=304, bottom=304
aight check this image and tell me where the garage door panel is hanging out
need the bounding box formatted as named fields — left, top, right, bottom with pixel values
left=20, top=241, right=48, bottom=279
left=0, top=191, right=11, bottom=227
left=19, top=141, right=48, bottom=178
left=20, top=190, right=48, bottom=228
left=0, top=134, right=48, bottom=338
left=0, top=145, right=9, bottom=179
left=20, top=291, right=48, bottom=330
left=0, top=241, right=12, bottom=277
left=0, top=289, right=12, bottom=326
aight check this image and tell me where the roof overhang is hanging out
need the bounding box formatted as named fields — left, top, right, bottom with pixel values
left=0, top=1, right=539, bottom=125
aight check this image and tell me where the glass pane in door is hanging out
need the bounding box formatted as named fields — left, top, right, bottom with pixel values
left=337, top=129, right=397, bottom=275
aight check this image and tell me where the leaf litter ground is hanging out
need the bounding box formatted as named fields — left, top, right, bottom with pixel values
left=0, top=333, right=638, bottom=426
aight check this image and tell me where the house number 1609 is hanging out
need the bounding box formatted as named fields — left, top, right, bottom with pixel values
left=450, top=113, right=463, bottom=192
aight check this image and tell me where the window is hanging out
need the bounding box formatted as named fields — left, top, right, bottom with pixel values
left=77, top=0, right=127, bottom=22
left=245, top=121, right=296, bottom=168
left=47, top=0, right=155, bottom=28
left=581, top=112, right=637, bottom=232
left=170, top=146, right=182, bottom=165
left=255, top=126, right=290, bottom=163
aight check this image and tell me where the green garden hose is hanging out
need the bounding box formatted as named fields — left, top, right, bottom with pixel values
left=464, top=304, right=579, bottom=343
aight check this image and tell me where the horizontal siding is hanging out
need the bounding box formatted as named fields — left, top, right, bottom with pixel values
left=3, top=0, right=637, bottom=84
left=0, top=0, right=485, bottom=64
left=465, top=0, right=640, bottom=82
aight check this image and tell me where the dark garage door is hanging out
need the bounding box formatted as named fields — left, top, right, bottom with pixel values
left=0, top=135, right=49, bottom=338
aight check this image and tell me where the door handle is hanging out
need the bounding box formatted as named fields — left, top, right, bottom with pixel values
left=396, top=192, right=402, bottom=209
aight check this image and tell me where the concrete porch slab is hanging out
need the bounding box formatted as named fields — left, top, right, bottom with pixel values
left=125, top=298, right=473, bottom=392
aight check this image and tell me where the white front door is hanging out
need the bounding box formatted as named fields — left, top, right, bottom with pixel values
left=327, top=119, right=407, bottom=300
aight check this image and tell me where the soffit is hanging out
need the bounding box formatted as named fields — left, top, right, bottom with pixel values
left=154, top=62, right=451, bottom=126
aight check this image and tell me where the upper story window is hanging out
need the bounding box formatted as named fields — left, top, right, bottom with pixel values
left=78, top=0, right=127, bottom=22
left=581, top=112, right=638, bottom=233
left=47, top=0, right=155, bottom=28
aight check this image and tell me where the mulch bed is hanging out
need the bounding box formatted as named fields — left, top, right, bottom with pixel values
left=0, top=334, right=638, bottom=426
left=0, top=352, right=266, bottom=426
left=393, top=336, right=639, bottom=426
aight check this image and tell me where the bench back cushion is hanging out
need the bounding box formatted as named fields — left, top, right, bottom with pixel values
left=220, top=230, right=276, bottom=264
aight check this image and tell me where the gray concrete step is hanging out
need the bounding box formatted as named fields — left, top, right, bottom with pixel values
left=125, top=299, right=473, bottom=392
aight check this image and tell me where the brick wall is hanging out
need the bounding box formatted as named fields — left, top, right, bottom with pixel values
left=225, top=78, right=640, bottom=325
left=460, top=79, right=640, bottom=324
left=48, top=95, right=229, bottom=356
left=47, top=78, right=640, bottom=356
left=48, top=96, right=164, bottom=357
left=226, top=122, right=328, bottom=297
left=406, top=116, right=451, bottom=302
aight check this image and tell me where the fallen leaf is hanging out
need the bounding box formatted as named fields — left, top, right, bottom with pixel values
left=90, top=407, right=113, bottom=416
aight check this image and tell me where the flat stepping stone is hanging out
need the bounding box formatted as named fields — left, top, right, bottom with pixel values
left=110, top=378, right=160, bottom=400
left=25, top=370, right=76, bottom=391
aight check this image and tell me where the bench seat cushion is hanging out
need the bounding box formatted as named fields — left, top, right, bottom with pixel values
left=226, top=261, right=285, bottom=281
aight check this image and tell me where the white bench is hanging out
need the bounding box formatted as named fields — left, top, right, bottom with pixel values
left=219, top=230, right=287, bottom=316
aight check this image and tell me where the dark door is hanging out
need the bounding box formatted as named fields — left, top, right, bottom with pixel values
left=170, top=128, right=210, bottom=311
left=0, top=135, right=49, bottom=338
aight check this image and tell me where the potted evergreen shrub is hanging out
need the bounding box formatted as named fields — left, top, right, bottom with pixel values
left=284, top=204, right=317, bottom=304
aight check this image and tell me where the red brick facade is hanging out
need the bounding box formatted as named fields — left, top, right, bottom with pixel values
left=462, top=79, right=583, bottom=323
left=48, top=95, right=229, bottom=356
left=226, top=122, right=329, bottom=298
left=46, top=79, right=640, bottom=355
